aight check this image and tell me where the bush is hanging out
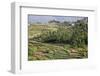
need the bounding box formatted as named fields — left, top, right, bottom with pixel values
left=39, top=26, right=72, bottom=43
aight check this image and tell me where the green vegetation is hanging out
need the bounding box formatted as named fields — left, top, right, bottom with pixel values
left=28, top=18, right=88, bottom=61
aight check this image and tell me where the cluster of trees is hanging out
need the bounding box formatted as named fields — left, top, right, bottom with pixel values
left=48, top=20, right=60, bottom=24
left=48, top=20, right=72, bottom=26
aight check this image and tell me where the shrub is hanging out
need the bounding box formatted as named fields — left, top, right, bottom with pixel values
left=39, top=26, right=72, bottom=43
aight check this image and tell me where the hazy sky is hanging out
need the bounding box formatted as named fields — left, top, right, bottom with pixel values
left=28, top=15, right=86, bottom=24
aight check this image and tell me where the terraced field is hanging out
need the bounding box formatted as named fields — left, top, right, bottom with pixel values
left=28, top=24, right=88, bottom=61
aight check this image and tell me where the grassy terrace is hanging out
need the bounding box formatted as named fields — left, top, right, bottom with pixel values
left=28, top=24, right=88, bottom=61
left=28, top=40, right=87, bottom=60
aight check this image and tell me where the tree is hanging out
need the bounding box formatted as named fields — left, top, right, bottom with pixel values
left=71, top=18, right=88, bottom=47
left=48, top=20, right=60, bottom=24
